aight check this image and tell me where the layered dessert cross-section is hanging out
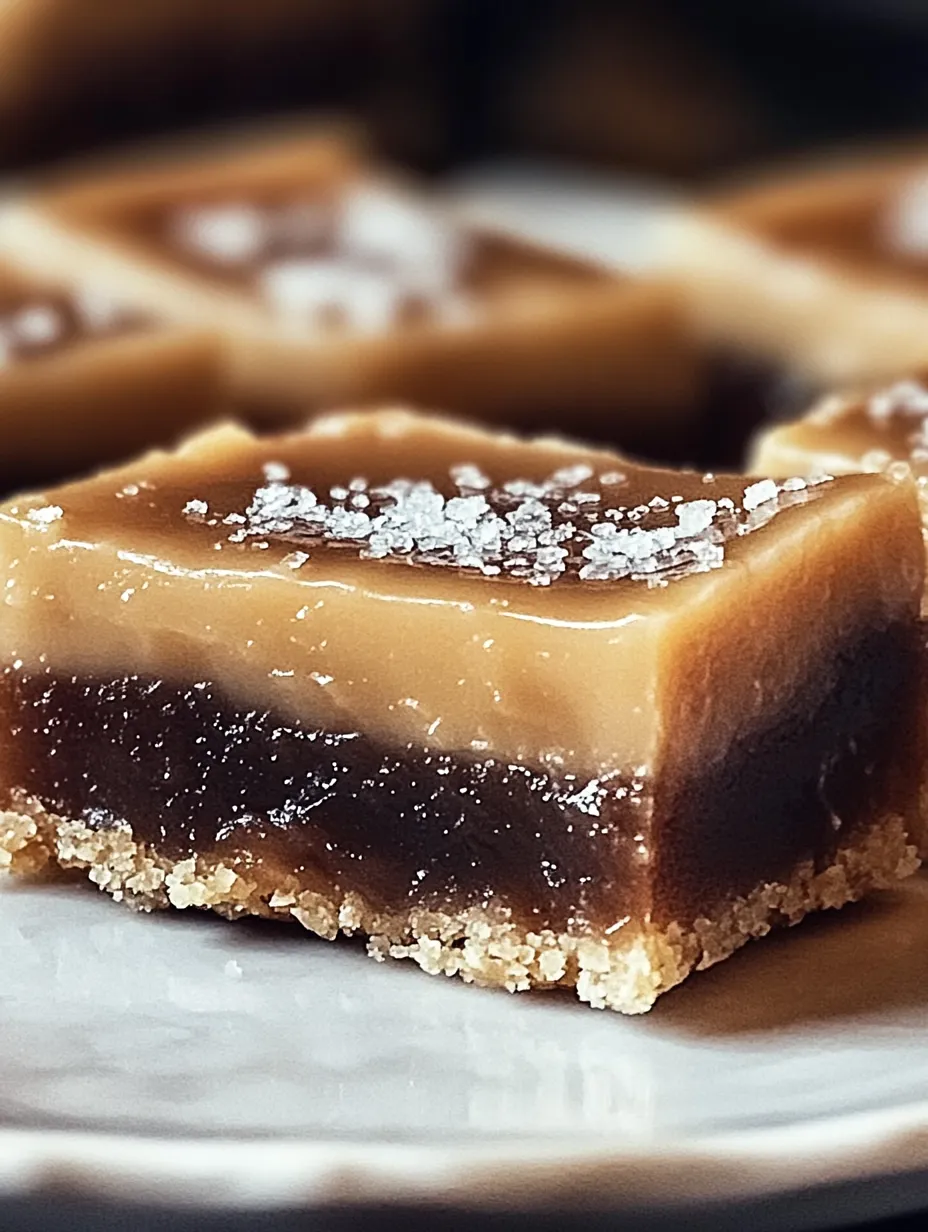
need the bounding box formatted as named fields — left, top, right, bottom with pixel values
left=0, top=410, right=923, bottom=1013
left=659, top=146, right=928, bottom=389
left=0, top=262, right=223, bottom=491
left=0, top=123, right=706, bottom=457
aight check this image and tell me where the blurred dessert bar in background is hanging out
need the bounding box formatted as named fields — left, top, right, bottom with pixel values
left=0, top=262, right=222, bottom=490
left=0, top=123, right=710, bottom=458
left=659, top=146, right=928, bottom=392
left=752, top=376, right=928, bottom=589
left=0, top=409, right=923, bottom=1012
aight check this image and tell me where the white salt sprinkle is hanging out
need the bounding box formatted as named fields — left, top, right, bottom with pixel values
left=173, top=203, right=265, bottom=266
left=869, top=380, right=928, bottom=422
left=742, top=479, right=779, bottom=511
left=13, top=304, right=61, bottom=347
left=194, top=453, right=829, bottom=589
left=26, top=504, right=63, bottom=526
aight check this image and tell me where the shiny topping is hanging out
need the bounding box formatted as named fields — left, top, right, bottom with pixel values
left=183, top=463, right=830, bottom=588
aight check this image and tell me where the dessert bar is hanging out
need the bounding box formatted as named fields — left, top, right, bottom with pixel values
left=752, top=377, right=928, bottom=590
left=0, top=262, right=223, bottom=490
left=0, top=410, right=922, bottom=1013
left=0, top=124, right=705, bottom=457
left=659, top=147, right=928, bottom=388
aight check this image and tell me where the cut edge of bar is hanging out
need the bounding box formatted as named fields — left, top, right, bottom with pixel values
left=0, top=796, right=918, bottom=1016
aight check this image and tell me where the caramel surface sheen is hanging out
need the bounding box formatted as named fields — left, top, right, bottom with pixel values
left=0, top=411, right=919, bottom=777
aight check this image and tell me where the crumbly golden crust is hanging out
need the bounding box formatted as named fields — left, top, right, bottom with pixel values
left=0, top=793, right=918, bottom=1014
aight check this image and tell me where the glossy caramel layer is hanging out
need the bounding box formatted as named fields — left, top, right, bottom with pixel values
left=0, top=412, right=921, bottom=781
left=0, top=618, right=918, bottom=932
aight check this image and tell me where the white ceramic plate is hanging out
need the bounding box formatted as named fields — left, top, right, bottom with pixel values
left=5, top=870, right=928, bottom=1228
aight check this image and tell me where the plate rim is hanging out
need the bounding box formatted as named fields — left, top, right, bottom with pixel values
left=4, top=1096, right=928, bottom=1211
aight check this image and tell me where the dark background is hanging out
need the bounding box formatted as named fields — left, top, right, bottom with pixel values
left=9, top=0, right=928, bottom=185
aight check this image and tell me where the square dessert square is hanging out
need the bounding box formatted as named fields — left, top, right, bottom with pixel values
left=0, top=262, right=224, bottom=490
left=659, top=146, right=928, bottom=388
left=752, top=376, right=928, bottom=583
left=0, top=123, right=706, bottom=457
left=0, top=409, right=922, bottom=1013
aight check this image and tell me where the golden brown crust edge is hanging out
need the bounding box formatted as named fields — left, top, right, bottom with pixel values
left=0, top=795, right=918, bottom=1015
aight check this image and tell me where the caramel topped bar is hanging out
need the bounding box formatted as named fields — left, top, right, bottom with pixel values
left=0, top=125, right=703, bottom=453
left=0, top=410, right=922, bottom=1013
left=659, top=148, right=928, bottom=385
left=0, top=264, right=223, bottom=489
left=752, top=378, right=928, bottom=484
left=752, top=377, right=928, bottom=601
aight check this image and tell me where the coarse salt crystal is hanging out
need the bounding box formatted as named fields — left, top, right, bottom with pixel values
left=869, top=380, right=928, bottom=422
left=742, top=479, right=778, bottom=511
left=26, top=504, right=63, bottom=526
left=263, top=461, right=290, bottom=484
left=675, top=499, right=716, bottom=538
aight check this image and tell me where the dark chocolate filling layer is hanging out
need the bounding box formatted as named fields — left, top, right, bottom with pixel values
left=0, top=621, right=918, bottom=933
left=653, top=621, right=922, bottom=922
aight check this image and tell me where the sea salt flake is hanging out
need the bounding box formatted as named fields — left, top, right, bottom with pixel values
left=675, top=499, right=717, bottom=538
left=445, top=495, right=489, bottom=525
left=325, top=507, right=372, bottom=540
left=14, top=304, right=60, bottom=346
left=183, top=498, right=208, bottom=518
left=742, top=479, right=778, bottom=511
left=450, top=464, right=490, bottom=491
left=26, top=504, right=63, bottom=526
left=549, top=464, right=593, bottom=488
left=869, top=380, right=928, bottom=422
left=503, top=478, right=547, bottom=500
left=174, top=203, right=265, bottom=265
